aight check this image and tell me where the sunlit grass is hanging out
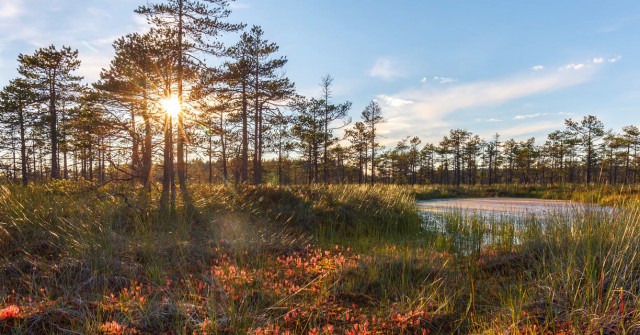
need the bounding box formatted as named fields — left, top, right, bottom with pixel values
left=2, top=182, right=640, bottom=333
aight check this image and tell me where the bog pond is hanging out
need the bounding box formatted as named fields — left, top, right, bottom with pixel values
left=416, top=197, right=614, bottom=253
left=417, top=197, right=607, bottom=217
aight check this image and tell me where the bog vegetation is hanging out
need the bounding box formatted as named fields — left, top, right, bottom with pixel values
left=2, top=0, right=640, bottom=334
left=2, top=183, right=640, bottom=334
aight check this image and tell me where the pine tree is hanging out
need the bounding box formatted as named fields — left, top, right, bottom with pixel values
left=290, top=95, right=324, bottom=184
left=345, top=121, right=369, bottom=184
left=621, top=125, right=640, bottom=183
left=137, top=0, right=244, bottom=194
left=67, top=90, right=110, bottom=181
left=223, top=41, right=252, bottom=183
left=18, top=45, right=82, bottom=180
left=0, top=78, right=38, bottom=185
left=565, top=115, right=605, bottom=184
left=246, top=26, right=294, bottom=184
left=224, top=26, right=294, bottom=184
left=361, top=100, right=384, bottom=185
left=95, top=31, right=179, bottom=190
left=319, top=74, right=351, bottom=185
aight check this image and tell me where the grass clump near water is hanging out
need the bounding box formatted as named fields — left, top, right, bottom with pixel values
left=1, top=182, right=640, bottom=334
left=412, top=183, right=640, bottom=206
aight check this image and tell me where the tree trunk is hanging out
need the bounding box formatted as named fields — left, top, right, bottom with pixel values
left=253, top=58, right=260, bottom=185
left=50, top=74, right=60, bottom=179
left=370, top=134, right=376, bottom=186
left=143, top=106, right=153, bottom=191
left=323, top=98, right=328, bottom=185
left=220, top=114, right=228, bottom=185
left=208, top=135, right=213, bottom=184
left=131, top=106, right=140, bottom=171
left=11, top=127, right=16, bottom=182
left=161, top=113, right=175, bottom=211
left=241, top=80, right=249, bottom=183
left=175, top=0, right=189, bottom=198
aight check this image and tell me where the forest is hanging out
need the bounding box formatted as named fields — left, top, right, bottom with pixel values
left=2, top=1, right=640, bottom=334
left=1, top=3, right=638, bottom=192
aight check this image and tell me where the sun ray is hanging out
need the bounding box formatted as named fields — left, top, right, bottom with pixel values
left=161, top=96, right=181, bottom=118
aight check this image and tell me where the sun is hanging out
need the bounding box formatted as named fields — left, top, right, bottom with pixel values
left=161, top=96, right=181, bottom=118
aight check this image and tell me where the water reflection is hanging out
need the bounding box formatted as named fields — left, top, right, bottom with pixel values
left=417, top=198, right=613, bottom=255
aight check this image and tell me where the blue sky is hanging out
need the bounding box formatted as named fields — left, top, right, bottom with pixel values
left=1, top=0, right=639, bottom=145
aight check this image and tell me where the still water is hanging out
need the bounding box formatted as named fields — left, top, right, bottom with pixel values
left=416, top=198, right=613, bottom=253
left=417, top=197, right=605, bottom=218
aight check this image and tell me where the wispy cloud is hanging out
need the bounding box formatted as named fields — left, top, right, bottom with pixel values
left=77, top=54, right=114, bottom=81
left=0, top=0, right=22, bottom=19
left=476, top=118, right=503, bottom=122
left=0, top=3, right=153, bottom=86
left=608, top=56, right=622, bottom=63
left=558, top=55, right=622, bottom=71
left=434, top=76, right=457, bottom=84
left=530, top=65, right=545, bottom=71
left=369, top=57, right=402, bottom=80
left=420, top=76, right=458, bottom=84
left=560, top=63, right=586, bottom=71
left=377, top=95, right=414, bottom=108
left=376, top=66, right=595, bottom=143
left=514, top=113, right=548, bottom=120
left=131, top=14, right=151, bottom=34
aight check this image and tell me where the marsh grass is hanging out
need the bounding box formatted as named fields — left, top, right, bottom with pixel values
left=1, top=182, right=640, bottom=334
left=411, top=183, right=640, bottom=206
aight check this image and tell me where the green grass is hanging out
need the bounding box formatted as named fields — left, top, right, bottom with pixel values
left=1, top=182, right=640, bottom=334
left=411, top=183, right=640, bottom=205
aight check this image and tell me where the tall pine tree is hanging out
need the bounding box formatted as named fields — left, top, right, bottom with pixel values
left=137, top=0, right=244, bottom=194
left=18, top=45, right=82, bottom=180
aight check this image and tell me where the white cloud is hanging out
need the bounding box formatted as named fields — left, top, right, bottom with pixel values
left=377, top=95, right=414, bottom=108
left=530, top=65, right=545, bottom=71
left=77, top=54, right=114, bottom=83
left=558, top=56, right=622, bottom=71
left=131, top=14, right=151, bottom=34
left=376, top=68, right=593, bottom=143
left=420, top=76, right=458, bottom=84
left=608, top=56, right=622, bottom=63
left=514, top=113, right=548, bottom=120
left=560, top=63, right=586, bottom=71
left=369, top=57, right=402, bottom=80
left=434, top=76, right=457, bottom=84
left=476, top=118, right=503, bottom=122
left=0, top=0, right=22, bottom=18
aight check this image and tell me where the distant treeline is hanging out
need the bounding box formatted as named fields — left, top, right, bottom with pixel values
left=185, top=115, right=639, bottom=186
left=0, top=1, right=636, bottom=194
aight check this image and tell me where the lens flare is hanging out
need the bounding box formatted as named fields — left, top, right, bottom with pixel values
left=161, top=96, right=181, bottom=118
